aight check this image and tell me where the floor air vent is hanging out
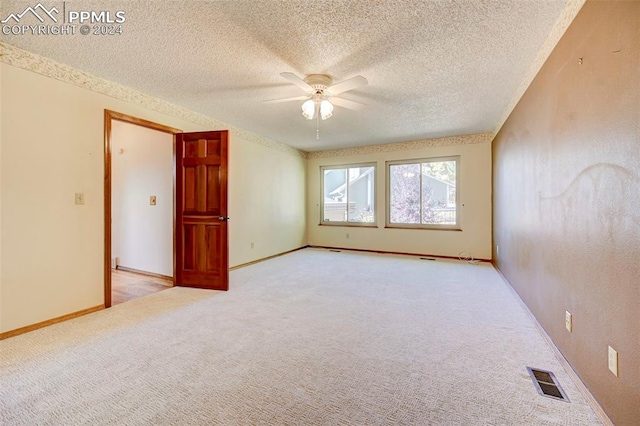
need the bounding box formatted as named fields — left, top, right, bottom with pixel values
left=329, top=249, right=341, bottom=252
left=526, top=367, right=569, bottom=402
left=420, top=257, right=436, bottom=261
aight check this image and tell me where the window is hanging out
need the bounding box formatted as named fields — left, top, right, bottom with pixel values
left=321, top=163, right=376, bottom=225
left=386, top=157, right=459, bottom=229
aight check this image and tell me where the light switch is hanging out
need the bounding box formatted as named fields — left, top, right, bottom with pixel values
left=75, top=193, right=85, bottom=205
left=608, top=346, right=618, bottom=377
left=150, top=196, right=157, bottom=206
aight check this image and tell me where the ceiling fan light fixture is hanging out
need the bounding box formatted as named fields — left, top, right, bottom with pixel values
left=272, top=73, right=367, bottom=124
left=320, top=100, right=333, bottom=120
left=301, top=99, right=316, bottom=120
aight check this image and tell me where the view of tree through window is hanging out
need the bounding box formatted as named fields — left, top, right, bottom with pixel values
left=388, top=158, right=458, bottom=226
left=321, top=164, right=375, bottom=224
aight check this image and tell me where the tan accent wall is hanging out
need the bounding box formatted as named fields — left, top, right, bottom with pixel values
left=492, top=1, right=639, bottom=424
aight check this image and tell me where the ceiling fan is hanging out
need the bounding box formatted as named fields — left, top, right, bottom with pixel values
left=263, top=72, right=368, bottom=121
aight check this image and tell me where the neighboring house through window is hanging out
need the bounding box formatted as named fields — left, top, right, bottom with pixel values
left=386, top=156, right=459, bottom=229
left=321, top=164, right=376, bottom=225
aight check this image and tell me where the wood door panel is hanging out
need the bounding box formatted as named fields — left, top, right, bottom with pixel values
left=175, top=131, right=228, bottom=291
left=184, top=166, right=197, bottom=212
left=181, top=223, right=221, bottom=273
left=206, top=165, right=221, bottom=213
left=207, top=139, right=221, bottom=157
left=180, top=271, right=225, bottom=289
left=197, top=165, right=207, bottom=213
left=205, top=225, right=221, bottom=272
left=185, top=140, right=199, bottom=158
left=183, top=224, right=196, bottom=271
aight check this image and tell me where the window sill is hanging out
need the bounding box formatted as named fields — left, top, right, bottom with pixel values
left=319, top=223, right=379, bottom=228
left=384, top=226, right=462, bottom=231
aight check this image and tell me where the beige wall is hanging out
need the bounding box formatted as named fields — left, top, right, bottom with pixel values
left=111, top=121, right=174, bottom=276
left=492, top=1, right=640, bottom=424
left=307, top=137, right=492, bottom=259
left=0, top=61, right=306, bottom=333
left=230, top=139, right=306, bottom=266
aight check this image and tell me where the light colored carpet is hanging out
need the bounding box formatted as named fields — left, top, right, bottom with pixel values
left=0, top=248, right=602, bottom=425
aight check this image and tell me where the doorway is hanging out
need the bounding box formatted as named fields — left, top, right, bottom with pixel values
left=104, top=111, right=231, bottom=308
left=104, top=110, right=181, bottom=307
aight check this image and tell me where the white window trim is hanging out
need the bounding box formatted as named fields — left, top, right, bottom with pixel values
left=320, top=162, right=377, bottom=227
left=385, top=156, right=460, bottom=230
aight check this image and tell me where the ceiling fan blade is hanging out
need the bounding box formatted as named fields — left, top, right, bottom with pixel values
left=329, top=97, right=366, bottom=110
left=326, top=76, right=368, bottom=95
left=280, top=72, right=313, bottom=93
left=263, top=95, right=310, bottom=104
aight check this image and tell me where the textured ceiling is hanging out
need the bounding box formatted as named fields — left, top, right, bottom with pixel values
left=0, top=0, right=574, bottom=151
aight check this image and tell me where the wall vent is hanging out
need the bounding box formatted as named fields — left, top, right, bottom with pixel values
left=420, top=257, right=436, bottom=261
left=526, top=367, right=570, bottom=402
left=329, top=249, right=341, bottom=252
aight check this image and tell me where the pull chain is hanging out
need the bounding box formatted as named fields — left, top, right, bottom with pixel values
left=316, top=113, right=320, bottom=140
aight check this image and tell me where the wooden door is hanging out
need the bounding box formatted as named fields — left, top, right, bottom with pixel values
left=175, top=131, right=229, bottom=290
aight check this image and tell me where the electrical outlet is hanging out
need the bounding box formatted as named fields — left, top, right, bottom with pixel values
left=251, top=242, right=254, bottom=249
left=150, top=196, right=157, bottom=206
left=346, top=233, right=350, bottom=239
left=75, top=193, right=85, bottom=205
left=608, top=346, right=618, bottom=377
left=565, top=311, right=572, bottom=332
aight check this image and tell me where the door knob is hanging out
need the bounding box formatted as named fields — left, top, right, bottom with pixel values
left=219, top=216, right=229, bottom=221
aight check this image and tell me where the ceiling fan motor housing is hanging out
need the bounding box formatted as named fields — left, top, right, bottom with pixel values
left=304, top=74, right=332, bottom=93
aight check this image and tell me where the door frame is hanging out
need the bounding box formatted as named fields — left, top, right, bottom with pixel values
left=103, top=110, right=182, bottom=308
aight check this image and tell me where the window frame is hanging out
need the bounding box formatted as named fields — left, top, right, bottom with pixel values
left=385, top=156, right=460, bottom=230
left=320, top=162, right=377, bottom=227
